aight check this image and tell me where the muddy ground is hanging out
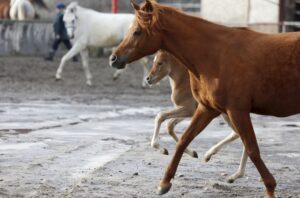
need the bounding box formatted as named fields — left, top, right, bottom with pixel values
left=0, top=56, right=299, bottom=198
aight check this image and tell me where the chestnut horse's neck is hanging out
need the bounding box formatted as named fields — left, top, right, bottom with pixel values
left=158, top=7, right=232, bottom=77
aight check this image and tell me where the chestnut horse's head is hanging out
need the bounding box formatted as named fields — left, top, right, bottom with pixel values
left=146, top=50, right=171, bottom=85
left=110, top=0, right=163, bottom=69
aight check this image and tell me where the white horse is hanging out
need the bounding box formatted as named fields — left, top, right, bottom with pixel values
left=55, top=2, right=149, bottom=87
left=10, top=0, right=35, bottom=20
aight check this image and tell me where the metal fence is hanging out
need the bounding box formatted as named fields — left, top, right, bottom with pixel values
left=0, top=20, right=300, bottom=56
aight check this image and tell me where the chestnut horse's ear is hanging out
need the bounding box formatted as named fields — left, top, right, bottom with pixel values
left=131, top=0, right=140, bottom=11
left=145, top=0, right=154, bottom=12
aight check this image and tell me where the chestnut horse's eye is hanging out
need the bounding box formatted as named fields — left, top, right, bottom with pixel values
left=133, top=29, right=142, bottom=36
left=157, top=62, right=163, bottom=66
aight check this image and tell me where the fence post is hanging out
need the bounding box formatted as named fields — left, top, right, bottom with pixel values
left=112, top=0, right=118, bottom=13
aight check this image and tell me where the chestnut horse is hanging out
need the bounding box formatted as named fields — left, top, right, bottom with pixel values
left=147, top=50, right=246, bottom=183
left=0, top=0, right=47, bottom=19
left=110, top=0, right=300, bottom=197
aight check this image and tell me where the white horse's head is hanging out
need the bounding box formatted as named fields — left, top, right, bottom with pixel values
left=64, top=2, right=79, bottom=39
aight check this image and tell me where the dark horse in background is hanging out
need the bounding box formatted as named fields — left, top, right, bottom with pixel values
left=110, top=0, right=300, bottom=197
left=0, top=0, right=48, bottom=19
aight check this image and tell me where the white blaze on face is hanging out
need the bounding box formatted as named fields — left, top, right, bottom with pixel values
left=153, top=55, right=157, bottom=64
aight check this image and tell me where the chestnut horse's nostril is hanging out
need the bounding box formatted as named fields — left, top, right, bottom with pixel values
left=110, top=54, right=118, bottom=63
left=146, top=77, right=150, bottom=82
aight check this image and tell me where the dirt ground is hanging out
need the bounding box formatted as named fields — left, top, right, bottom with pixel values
left=0, top=57, right=300, bottom=198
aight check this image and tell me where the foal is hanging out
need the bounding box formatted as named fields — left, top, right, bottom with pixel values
left=148, top=50, right=247, bottom=183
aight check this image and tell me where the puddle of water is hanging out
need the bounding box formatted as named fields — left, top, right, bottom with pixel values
left=0, top=142, right=48, bottom=150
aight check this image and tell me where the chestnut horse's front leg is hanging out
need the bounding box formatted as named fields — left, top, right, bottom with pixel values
left=157, top=104, right=220, bottom=195
left=227, top=110, right=276, bottom=198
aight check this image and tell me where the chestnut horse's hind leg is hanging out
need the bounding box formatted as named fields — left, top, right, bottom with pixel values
left=157, top=105, right=219, bottom=195
left=151, top=107, right=195, bottom=156
left=167, top=118, right=198, bottom=158
left=227, top=111, right=276, bottom=198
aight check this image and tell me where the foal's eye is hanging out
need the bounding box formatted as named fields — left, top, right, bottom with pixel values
left=157, top=62, right=163, bottom=66
left=133, top=29, right=142, bottom=36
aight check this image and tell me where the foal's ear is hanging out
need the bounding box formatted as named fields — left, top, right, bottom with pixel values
left=145, top=0, right=154, bottom=12
left=131, top=0, right=140, bottom=11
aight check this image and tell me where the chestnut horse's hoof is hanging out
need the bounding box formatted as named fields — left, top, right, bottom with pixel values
left=157, top=182, right=172, bottom=195
left=160, top=148, right=169, bottom=155
left=265, top=190, right=275, bottom=198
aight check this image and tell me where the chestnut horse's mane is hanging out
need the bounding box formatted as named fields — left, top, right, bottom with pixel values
left=135, top=1, right=213, bottom=34
left=135, top=1, right=180, bottom=33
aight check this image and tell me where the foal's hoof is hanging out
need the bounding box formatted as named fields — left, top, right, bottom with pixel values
left=157, top=182, right=172, bottom=195
left=191, top=150, right=198, bottom=158
left=204, top=154, right=212, bottom=162
left=227, top=178, right=235, bottom=183
left=160, top=148, right=169, bottom=155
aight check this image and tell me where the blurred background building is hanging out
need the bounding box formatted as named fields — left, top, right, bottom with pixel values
left=2, top=0, right=300, bottom=56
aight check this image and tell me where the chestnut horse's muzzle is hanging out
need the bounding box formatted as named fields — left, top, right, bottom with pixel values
left=109, top=54, right=127, bottom=69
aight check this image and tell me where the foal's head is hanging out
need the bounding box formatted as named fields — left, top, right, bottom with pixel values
left=63, top=2, right=79, bottom=39
left=146, top=50, right=171, bottom=85
left=110, top=0, right=163, bottom=69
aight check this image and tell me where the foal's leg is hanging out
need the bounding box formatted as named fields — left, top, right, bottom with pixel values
left=151, top=107, right=194, bottom=156
left=227, top=110, right=276, bottom=198
left=204, top=114, right=239, bottom=161
left=140, top=57, right=149, bottom=88
left=157, top=105, right=219, bottom=195
left=113, top=69, right=126, bottom=80
left=204, top=131, right=239, bottom=162
left=227, top=146, right=248, bottom=183
left=80, top=49, right=92, bottom=86
left=167, top=118, right=198, bottom=158
left=204, top=113, right=249, bottom=183
left=55, top=43, right=84, bottom=81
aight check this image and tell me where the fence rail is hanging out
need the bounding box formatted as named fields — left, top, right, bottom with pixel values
left=0, top=20, right=300, bottom=56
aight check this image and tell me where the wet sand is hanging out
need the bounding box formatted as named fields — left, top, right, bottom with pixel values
left=0, top=57, right=299, bottom=198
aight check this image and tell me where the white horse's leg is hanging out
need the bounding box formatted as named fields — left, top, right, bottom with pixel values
left=55, top=43, right=84, bottom=80
left=204, top=131, right=239, bottom=162
left=80, top=49, right=92, bottom=86
left=151, top=107, right=194, bottom=156
left=18, top=1, right=26, bottom=20
left=167, top=118, right=198, bottom=158
left=10, top=2, right=18, bottom=20
left=227, top=146, right=248, bottom=183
